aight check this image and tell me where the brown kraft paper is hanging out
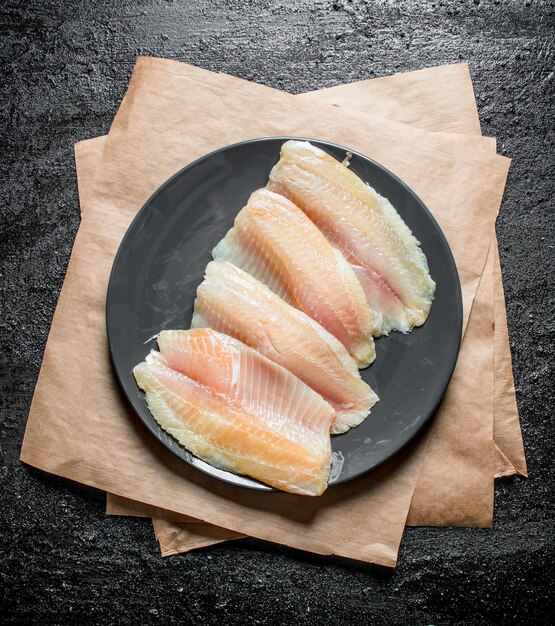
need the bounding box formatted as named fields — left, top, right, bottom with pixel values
left=22, top=58, right=509, bottom=565
left=105, top=62, right=524, bottom=551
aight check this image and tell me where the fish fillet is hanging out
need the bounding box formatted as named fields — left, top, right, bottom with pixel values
left=192, top=261, right=379, bottom=434
left=212, top=188, right=377, bottom=367
left=133, top=328, right=334, bottom=495
left=267, top=140, right=436, bottom=336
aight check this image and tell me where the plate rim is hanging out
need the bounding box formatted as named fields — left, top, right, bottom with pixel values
left=106, top=135, right=463, bottom=492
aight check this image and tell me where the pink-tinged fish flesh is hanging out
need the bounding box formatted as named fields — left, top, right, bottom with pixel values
left=212, top=188, right=378, bottom=367
left=267, top=140, right=436, bottom=335
left=192, top=261, right=379, bottom=433
left=133, top=328, right=334, bottom=495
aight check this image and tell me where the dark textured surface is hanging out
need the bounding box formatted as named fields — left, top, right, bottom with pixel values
left=1, top=0, right=554, bottom=623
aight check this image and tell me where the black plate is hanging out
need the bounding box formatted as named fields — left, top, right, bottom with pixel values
left=106, top=137, right=462, bottom=491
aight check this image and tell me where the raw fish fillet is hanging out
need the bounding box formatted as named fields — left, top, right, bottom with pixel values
left=133, top=328, right=334, bottom=496
left=267, top=140, right=436, bottom=336
left=212, top=188, right=378, bottom=367
left=192, top=261, right=379, bottom=434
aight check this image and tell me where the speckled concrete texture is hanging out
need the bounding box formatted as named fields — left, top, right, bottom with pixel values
left=1, top=1, right=554, bottom=624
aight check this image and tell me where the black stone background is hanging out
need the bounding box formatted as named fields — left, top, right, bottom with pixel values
left=1, top=1, right=554, bottom=624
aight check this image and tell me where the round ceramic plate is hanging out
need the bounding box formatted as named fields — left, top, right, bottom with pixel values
left=106, top=137, right=462, bottom=491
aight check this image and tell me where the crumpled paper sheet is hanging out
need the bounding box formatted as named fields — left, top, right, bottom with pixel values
left=153, top=518, right=244, bottom=557
left=22, top=57, right=511, bottom=566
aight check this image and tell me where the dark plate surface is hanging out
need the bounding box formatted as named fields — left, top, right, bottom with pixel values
left=106, top=137, right=462, bottom=491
